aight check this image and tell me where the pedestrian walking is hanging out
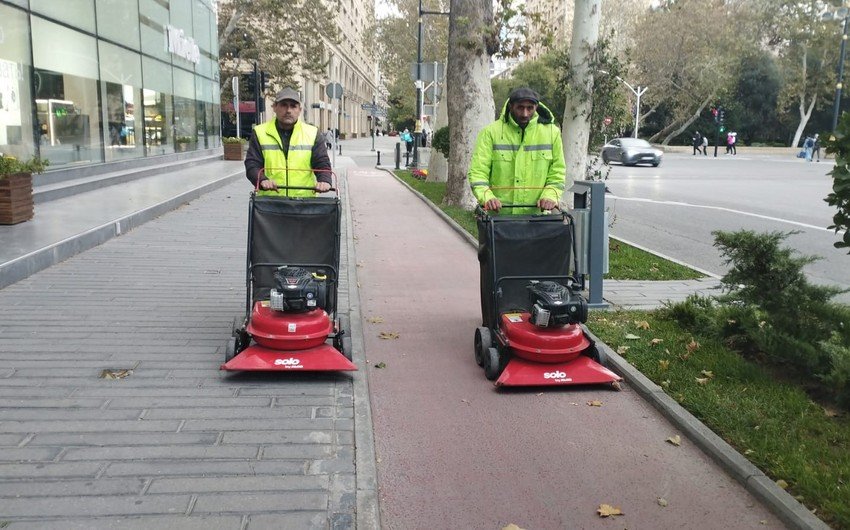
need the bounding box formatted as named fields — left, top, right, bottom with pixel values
left=803, top=135, right=814, bottom=162
left=701, top=134, right=708, bottom=155
left=692, top=131, right=703, bottom=155
left=813, top=133, right=821, bottom=162
left=730, top=132, right=737, bottom=155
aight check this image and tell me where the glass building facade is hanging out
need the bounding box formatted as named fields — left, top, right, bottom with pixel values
left=0, top=0, right=220, bottom=169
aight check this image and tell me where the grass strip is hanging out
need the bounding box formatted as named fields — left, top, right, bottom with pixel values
left=394, top=170, right=703, bottom=281
left=588, top=310, right=850, bottom=528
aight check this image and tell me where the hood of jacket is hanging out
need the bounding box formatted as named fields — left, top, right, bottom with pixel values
left=498, top=98, right=555, bottom=127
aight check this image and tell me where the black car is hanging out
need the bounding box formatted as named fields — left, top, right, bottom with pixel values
left=601, top=138, right=663, bottom=167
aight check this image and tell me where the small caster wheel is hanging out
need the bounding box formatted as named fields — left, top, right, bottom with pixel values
left=224, top=337, right=237, bottom=363
left=484, top=347, right=502, bottom=381
left=341, top=336, right=353, bottom=361
left=474, top=327, right=491, bottom=367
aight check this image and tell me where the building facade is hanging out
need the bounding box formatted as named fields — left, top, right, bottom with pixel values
left=0, top=0, right=220, bottom=170
left=299, top=0, right=382, bottom=139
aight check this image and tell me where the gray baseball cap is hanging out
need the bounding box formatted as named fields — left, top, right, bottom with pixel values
left=274, top=88, right=301, bottom=104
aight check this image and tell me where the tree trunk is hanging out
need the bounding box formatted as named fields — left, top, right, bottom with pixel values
left=562, top=0, right=601, bottom=204
left=791, top=95, right=816, bottom=148
left=427, top=95, right=449, bottom=183
left=660, top=94, right=713, bottom=145
left=444, top=0, right=494, bottom=209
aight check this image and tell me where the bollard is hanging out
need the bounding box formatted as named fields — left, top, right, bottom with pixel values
left=395, top=143, right=401, bottom=170
left=377, top=151, right=381, bottom=165
left=338, top=144, right=342, bottom=155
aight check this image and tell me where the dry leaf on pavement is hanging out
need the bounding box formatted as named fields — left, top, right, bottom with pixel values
left=374, top=362, right=387, bottom=369
left=100, top=369, right=132, bottom=380
left=666, top=435, right=681, bottom=446
left=502, top=525, right=526, bottom=530
left=367, top=316, right=384, bottom=324
left=657, top=497, right=668, bottom=507
left=587, top=400, right=603, bottom=407
left=597, top=504, right=624, bottom=517
left=378, top=331, right=399, bottom=340
left=611, top=381, right=622, bottom=391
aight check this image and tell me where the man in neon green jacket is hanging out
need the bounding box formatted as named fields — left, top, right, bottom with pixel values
left=468, top=87, right=565, bottom=214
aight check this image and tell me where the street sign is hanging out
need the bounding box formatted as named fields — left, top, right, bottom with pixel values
left=409, top=62, right=445, bottom=82
left=325, top=82, right=343, bottom=99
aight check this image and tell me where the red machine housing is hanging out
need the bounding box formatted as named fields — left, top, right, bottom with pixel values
left=495, top=312, right=620, bottom=387
left=221, top=302, right=355, bottom=372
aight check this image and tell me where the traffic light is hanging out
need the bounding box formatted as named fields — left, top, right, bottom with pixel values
left=719, top=125, right=726, bottom=133
left=260, top=71, right=270, bottom=92
left=718, top=108, right=726, bottom=124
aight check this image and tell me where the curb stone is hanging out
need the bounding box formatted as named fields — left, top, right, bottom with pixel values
left=383, top=168, right=830, bottom=530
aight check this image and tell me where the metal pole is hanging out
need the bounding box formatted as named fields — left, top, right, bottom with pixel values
left=371, top=97, right=376, bottom=152
left=634, top=90, right=640, bottom=138
left=232, top=76, right=240, bottom=139
left=833, top=16, right=849, bottom=132
left=412, top=0, right=423, bottom=169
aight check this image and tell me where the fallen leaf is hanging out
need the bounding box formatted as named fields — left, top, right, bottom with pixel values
left=823, top=406, right=841, bottom=418
left=570, top=402, right=579, bottom=406
left=624, top=333, right=641, bottom=340
left=666, top=435, right=681, bottom=446
left=460, top=399, right=470, bottom=405
left=502, top=525, right=526, bottom=530
left=661, top=379, right=670, bottom=388
left=776, top=479, right=789, bottom=490
left=367, top=316, right=384, bottom=324
left=616, top=345, right=630, bottom=355
left=374, top=362, right=387, bottom=369
left=597, top=504, right=624, bottom=517
left=650, top=338, right=664, bottom=346
left=760, top=521, right=768, bottom=525
left=587, top=400, right=603, bottom=407
left=536, top=392, right=543, bottom=396
left=635, top=320, right=651, bottom=330
left=378, top=331, right=399, bottom=340
left=657, top=497, right=668, bottom=507
left=744, top=449, right=755, bottom=455
left=611, top=381, right=622, bottom=391
left=686, top=340, right=700, bottom=353
left=700, top=370, right=714, bottom=378
left=658, top=360, right=670, bottom=371
left=695, top=377, right=710, bottom=385
left=99, top=369, right=132, bottom=380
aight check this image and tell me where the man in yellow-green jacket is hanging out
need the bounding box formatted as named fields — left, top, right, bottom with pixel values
left=468, top=87, right=565, bottom=214
left=245, top=88, right=332, bottom=197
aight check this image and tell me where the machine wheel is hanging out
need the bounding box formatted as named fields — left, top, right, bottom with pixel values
left=232, top=316, right=250, bottom=353
left=589, top=344, right=608, bottom=366
left=652, top=160, right=661, bottom=167
left=334, top=314, right=351, bottom=352
left=474, top=327, right=491, bottom=367
left=224, top=337, right=237, bottom=363
left=484, top=347, right=502, bottom=381
left=601, top=153, right=610, bottom=164
left=341, top=336, right=353, bottom=361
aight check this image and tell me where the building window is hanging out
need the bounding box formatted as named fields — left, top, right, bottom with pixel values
left=0, top=4, right=34, bottom=160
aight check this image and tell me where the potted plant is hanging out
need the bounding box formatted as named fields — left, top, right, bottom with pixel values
left=0, top=155, right=48, bottom=225
left=176, top=136, right=192, bottom=152
left=222, top=137, right=248, bottom=160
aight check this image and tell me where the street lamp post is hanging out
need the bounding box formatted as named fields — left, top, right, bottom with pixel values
left=598, top=70, right=647, bottom=138
left=412, top=0, right=449, bottom=169
left=827, top=8, right=850, bottom=131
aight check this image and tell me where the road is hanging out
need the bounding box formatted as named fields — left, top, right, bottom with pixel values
left=600, top=151, right=848, bottom=300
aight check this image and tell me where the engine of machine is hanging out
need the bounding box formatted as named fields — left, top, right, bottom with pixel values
left=527, top=280, right=588, bottom=328
left=269, top=266, right=328, bottom=312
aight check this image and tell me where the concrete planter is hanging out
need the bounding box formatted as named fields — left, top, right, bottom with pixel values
left=0, top=172, right=34, bottom=224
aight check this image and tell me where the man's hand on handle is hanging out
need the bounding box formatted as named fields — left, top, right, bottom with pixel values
left=315, top=182, right=331, bottom=193
left=259, top=179, right=277, bottom=191
left=537, top=198, right=557, bottom=211
left=484, top=198, right=502, bottom=212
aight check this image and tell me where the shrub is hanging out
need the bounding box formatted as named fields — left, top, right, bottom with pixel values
left=222, top=136, right=247, bottom=144
left=0, top=155, right=49, bottom=178
left=432, top=126, right=450, bottom=159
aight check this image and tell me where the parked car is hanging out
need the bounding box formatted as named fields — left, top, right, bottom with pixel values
left=601, top=137, right=663, bottom=167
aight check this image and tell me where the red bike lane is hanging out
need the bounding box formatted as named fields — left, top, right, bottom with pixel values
left=348, top=168, right=784, bottom=530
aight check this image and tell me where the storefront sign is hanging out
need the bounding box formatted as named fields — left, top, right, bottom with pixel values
left=165, top=25, right=200, bottom=65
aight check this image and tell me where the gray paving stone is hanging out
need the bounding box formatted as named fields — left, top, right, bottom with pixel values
left=147, top=475, right=328, bottom=494
left=0, top=478, right=145, bottom=497
left=28, top=432, right=220, bottom=446
left=5, top=515, right=244, bottom=530
left=247, top=512, right=328, bottom=529
left=0, top=420, right=181, bottom=433
left=0, top=494, right=191, bottom=517
left=102, top=459, right=308, bottom=478
left=61, top=445, right=260, bottom=461
left=191, top=491, right=327, bottom=513
left=221, top=430, right=336, bottom=445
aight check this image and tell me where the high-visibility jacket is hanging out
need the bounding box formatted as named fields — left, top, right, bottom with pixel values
left=468, top=100, right=566, bottom=214
left=253, top=119, right=319, bottom=197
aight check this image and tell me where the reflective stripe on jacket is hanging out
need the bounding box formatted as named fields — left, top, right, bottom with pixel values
left=254, top=119, right=319, bottom=197
left=467, top=99, right=566, bottom=214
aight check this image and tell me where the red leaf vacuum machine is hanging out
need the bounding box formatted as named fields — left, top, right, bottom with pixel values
left=222, top=179, right=355, bottom=373
left=474, top=205, right=620, bottom=387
